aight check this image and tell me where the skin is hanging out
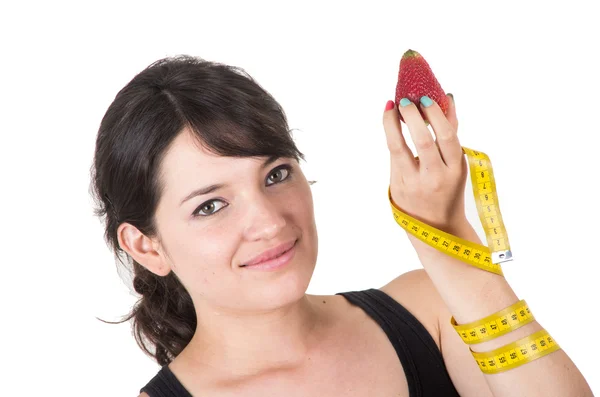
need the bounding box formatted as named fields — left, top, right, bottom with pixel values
left=118, top=93, right=593, bottom=396
left=120, top=102, right=499, bottom=396
left=119, top=129, right=321, bottom=368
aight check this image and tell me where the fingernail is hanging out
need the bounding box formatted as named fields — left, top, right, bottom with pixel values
left=420, top=96, right=433, bottom=107
left=399, top=98, right=411, bottom=107
left=385, top=100, right=395, bottom=111
left=447, top=93, right=454, bottom=102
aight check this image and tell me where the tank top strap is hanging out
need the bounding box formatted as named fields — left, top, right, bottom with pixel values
left=336, top=288, right=460, bottom=397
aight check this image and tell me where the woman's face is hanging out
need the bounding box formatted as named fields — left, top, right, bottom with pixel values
left=153, top=129, right=318, bottom=312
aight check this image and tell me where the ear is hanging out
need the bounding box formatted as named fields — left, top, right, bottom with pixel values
left=116, top=223, right=171, bottom=276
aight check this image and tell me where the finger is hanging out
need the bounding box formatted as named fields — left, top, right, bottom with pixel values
left=419, top=95, right=463, bottom=169
left=383, top=100, right=418, bottom=177
left=397, top=98, right=444, bottom=171
left=445, top=93, right=459, bottom=131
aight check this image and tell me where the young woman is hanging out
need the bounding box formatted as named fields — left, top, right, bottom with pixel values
left=91, top=55, right=593, bottom=396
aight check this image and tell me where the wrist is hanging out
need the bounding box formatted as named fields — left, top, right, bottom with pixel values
left=446, top=220, right=481, bottom=243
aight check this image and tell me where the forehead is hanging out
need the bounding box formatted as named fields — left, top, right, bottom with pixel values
left=159, top=130, right=268, bottom=192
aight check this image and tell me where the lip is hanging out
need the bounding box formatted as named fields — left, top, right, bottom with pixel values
left=241, top=239, right=297, bottom=268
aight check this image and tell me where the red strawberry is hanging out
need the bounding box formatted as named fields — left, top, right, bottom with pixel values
left=394, top=49, right=449, bottom=124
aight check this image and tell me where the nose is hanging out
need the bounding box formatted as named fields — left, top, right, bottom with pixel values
left=242, top=193, right=287, bottom=241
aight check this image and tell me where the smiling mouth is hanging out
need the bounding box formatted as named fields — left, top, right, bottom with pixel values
left=240, top=248, right=288, bottom=267
left=240, top=240, right=297, bottom=268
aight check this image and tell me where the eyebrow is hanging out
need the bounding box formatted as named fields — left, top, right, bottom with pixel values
left=179, top=155, right=281, bottom=206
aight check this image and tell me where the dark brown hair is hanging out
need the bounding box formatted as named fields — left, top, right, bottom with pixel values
left=90, top=55, right=311, bottom=366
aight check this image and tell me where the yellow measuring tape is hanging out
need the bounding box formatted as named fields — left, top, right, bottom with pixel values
left=388, top=147, right=511, bottom=275
left=451, top=299, right=535, bottom=345
left=473, top=329, right=561, bottom=374
left=388, top=146, right=561, bottom=374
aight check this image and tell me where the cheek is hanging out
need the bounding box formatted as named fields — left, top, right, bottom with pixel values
left=287, top=183, right=314, bottom=224
left=164, top=224, right=237, bottom=289
left=279, top=184, right=317, bottom=254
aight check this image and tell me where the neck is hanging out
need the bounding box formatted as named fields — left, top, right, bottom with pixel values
left=184, top=294, right=323, bottom=376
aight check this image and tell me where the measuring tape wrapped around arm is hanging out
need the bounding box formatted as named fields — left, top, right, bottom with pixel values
left=388, top=147, right=561, bottom=374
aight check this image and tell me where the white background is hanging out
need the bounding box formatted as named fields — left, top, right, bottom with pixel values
left=1, top=0, right=599, bottom=395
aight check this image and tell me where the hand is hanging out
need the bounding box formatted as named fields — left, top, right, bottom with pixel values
left=382, top=94, right=469, bottom=236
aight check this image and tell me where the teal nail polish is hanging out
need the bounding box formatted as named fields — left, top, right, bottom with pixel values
left=420, top=96, right=433, bottom=107
left=400, top=98, right=411, bottom=107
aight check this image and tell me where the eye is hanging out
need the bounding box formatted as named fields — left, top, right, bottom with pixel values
left=192, top=164, right=294, bottom=218
left=266, top=164, right=293, bottom=186
left=192, top=199, right=228, bottom=217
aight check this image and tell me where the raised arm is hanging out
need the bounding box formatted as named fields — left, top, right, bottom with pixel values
left=381, top=94, right=594, bottom=396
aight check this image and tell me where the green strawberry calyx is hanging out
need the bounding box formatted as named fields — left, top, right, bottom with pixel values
left=402, top=49, right=421, bottom=59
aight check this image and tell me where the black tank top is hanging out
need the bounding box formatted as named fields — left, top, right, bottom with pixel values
left=140, top=288, right=460, bottom=397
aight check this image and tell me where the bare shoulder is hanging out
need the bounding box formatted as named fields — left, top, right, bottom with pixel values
left=381, top=270, right=494, bottom=396
left=138, top=393, right=150, bottom=397
left=379, top=269, right=446, bottom=349
left=379, top=268, right=445, bottom=311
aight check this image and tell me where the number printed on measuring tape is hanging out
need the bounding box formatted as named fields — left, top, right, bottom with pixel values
left=451, top=300, right=535, bottom=344
left=389, top=147, right=513, bottom=275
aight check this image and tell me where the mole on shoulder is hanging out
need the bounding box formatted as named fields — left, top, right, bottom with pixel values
left=322, top=300, right=326, bottom=304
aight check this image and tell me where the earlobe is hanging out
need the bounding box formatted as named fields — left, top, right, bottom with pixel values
left=117, top=223, right=171, bottom=276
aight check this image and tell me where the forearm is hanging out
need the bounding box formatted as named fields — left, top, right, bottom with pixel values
left=409, top=222, right=594, bottom=397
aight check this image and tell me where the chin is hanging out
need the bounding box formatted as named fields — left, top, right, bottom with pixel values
left=248, top=256, right=316, bottom=311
